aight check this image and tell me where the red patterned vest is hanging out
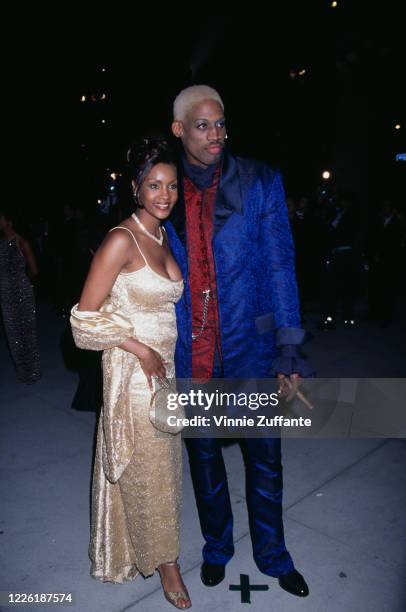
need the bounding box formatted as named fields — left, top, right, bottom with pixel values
left=184, top=167, right=221, bottom=379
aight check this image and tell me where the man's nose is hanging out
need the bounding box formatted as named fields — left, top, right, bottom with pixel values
left=207, top=124, right=221, bottom=141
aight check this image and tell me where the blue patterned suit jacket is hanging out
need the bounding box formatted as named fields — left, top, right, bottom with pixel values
left=164, top=150, right=305, bottom=378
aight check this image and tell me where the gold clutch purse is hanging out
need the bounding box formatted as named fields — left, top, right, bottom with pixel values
left=149, top=377, right=185, bottom=434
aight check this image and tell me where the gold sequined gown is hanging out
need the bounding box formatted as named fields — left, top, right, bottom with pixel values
left=70, top=227, right=184, bottom=583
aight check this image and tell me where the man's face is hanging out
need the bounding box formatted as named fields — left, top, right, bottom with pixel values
left=172, top=99, right=226, bottom=168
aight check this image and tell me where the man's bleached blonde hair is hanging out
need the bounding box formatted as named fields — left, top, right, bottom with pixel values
left=173, top=85, right=224, bottom=121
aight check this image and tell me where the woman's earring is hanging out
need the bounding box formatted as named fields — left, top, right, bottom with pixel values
left=224, top=134, right=228, bottom=140
left=133, top=192, right=143, bottom=208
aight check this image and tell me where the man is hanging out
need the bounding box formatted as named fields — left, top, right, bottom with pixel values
left=165, top=85, right=312, bottom=597
left=317, top=194, right=359, bottom=330
left=368, top=199, right=404, bottom=326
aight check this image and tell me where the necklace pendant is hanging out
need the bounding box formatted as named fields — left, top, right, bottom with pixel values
left=131, top=213, right=163, bottom=246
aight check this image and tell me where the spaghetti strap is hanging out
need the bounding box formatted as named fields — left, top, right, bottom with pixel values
left=109, top=226, right=148, bottom=265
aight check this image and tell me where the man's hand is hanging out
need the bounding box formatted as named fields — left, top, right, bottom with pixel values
left=277, top=373, right=314, bottom=409
left=277, top=373, right=301, bottom=402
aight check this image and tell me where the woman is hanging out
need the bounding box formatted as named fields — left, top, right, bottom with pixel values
left=0, top=208, right=41, bottom=383
left=70, top=137, right=191, bottom=609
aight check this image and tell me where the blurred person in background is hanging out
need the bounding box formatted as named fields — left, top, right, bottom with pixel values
left=0, top=207, right=41, bottom=383
left=318, top=193, right=360, bottom=329
left=367, top=199, right=405, bottom=327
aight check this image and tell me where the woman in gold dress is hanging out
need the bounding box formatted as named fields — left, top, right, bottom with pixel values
left=70, top=137, right=191, bottom=609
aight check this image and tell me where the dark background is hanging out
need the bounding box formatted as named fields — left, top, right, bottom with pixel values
left=2, top=0, right=405, bottom=214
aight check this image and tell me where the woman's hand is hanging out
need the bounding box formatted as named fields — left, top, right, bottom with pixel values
left=138, top=345, right=167, bottom=390
left=121, top=338, right=167, bottom=390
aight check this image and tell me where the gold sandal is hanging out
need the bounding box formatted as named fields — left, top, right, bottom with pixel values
left=158, top=561, right=192, bottom=610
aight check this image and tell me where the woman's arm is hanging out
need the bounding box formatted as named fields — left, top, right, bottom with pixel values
left=78, top=230, right=130, bottom=311
left=19, top=238, right=38, bottom=279
left=73, top=229, right=166, bottom=386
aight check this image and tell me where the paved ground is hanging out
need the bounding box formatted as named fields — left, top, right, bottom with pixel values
left=1, top=303, right=405, bottom=612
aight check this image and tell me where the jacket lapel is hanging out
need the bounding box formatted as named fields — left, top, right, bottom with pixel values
left=214, top=151, right=243, bottom=235
left=167, top=150, right=244, bottom=244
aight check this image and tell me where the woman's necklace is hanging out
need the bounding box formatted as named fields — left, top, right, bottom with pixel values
left=131, top=213, right=163, bottom=246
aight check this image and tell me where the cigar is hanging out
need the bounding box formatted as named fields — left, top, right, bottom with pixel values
left=281, top=378, right=314, bottom=410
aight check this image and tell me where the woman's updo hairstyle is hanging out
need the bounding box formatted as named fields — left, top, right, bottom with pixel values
left=127, top=135, right=176, bottom=207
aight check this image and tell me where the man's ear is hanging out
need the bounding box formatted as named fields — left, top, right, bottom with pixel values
left=171, top=120, right=183, bottom=138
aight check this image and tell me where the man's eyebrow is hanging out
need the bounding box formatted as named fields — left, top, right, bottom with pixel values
left=194, top=116, right=225, bottom=122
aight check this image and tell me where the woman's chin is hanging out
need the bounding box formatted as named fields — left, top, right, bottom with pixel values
left=153, top=207, right=172, bottom=220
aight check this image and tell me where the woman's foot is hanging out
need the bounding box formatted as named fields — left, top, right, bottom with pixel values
left=158, top=561, right=191, bottom=609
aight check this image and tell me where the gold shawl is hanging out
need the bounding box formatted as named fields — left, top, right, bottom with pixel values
left=70, top=303, right=137, bottom=482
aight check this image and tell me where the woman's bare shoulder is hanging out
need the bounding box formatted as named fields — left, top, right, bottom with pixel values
left=96, top=225, right=135, bottom=261
left=112, top=216, right=145, bottom=237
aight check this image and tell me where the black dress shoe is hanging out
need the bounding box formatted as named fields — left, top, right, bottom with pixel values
left=278, top=570, right=309, bottom=597
left=200, top=561, right=225, bottom=587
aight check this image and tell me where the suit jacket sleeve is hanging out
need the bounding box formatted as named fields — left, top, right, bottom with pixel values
left=258, top=169, right=315, bottom=376
left=258, top=169, right=303, bottom=341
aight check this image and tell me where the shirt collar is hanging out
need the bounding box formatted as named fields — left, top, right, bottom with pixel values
left=181, top=153, right=220, bottom=190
